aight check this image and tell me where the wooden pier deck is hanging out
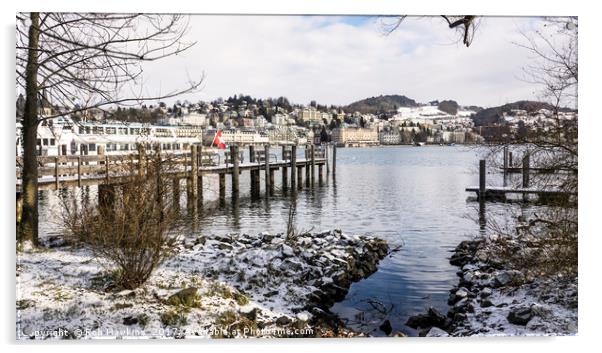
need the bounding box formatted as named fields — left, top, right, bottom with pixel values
left=15, top=144, right=337, bottom=202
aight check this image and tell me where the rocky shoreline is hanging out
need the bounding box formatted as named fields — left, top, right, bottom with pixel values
left=17, top=229, right=389, bottom=339
left=405, top=236, right=578, bottom=337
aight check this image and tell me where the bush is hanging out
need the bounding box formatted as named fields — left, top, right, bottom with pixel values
left=62, top=148, right=180, bottom=289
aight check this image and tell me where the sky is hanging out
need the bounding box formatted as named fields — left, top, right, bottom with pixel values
left=138, top=15, right=546, bottom=108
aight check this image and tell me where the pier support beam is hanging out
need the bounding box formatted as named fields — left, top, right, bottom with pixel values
left=479, top=159, right=486, bottom=201
left=332, top=143, right=337, bottom=178
left=249, top=145, right=259, bottom=198
left=325, top=143, right=330, bottom=175
left=188, top=145, right=198, bottom=201
left=219, top=173, right=226, bottom=200
left=318, top=164, right=323, bottom=186
left=264, top=144, right=270, bottom=197
left=231, top=145, right=239, bottom=198
left=503, top=146, right=509, bottom=187
left=310, top=144, right=315, bottom=188
left=522, top=153, right=530, bottom=202
left=281, top=145, right=288, bottom=190
left=269, top=168, right=275, bottom=195
left=290, top=145, right=297, bottom=188
left=297, top=166, right=303, bottom=190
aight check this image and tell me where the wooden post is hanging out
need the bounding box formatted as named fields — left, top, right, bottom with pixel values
left=105, top=155, right=110, bottom=183
left=172, top=178, right=180, bottom=207
left=332, top=143, right=337, bottom=177
left=305, top=146, right=310, bottom=188
left=479, top=159, right=486, bottom=201
left=290, top=145, right=297, bottom=188
left=219, top=173, right=226, bottom=200
left=249, top=145, right=257, bottom=198
left=325, top=143, right=330, bottom=175
left=198, top=145, right=203, bottom=201
left=189, top=145, right=198, bottom=200
left=503, top=146, right=509, bottom=187
left=264, top=144, right=270, bottom=196
left=98, top=184, right=115, bottom=220
left=318, top=164, right=323, bottom=186
left=522, top=153, right=530, bottom=188
left=310, top=144, right=315, bottom=188
left=297, top=165, right=303, bottom=190
left=281, top=145, right=288, bottom=190
left=54, top=156, right=59, bottom=190
left=77, top=156, right=82, bottom=187
left=269, top=168, right=275, bottom=195
left=509, top=151, right=513, bottom=168
left=231, top=145, right=239, bottom=197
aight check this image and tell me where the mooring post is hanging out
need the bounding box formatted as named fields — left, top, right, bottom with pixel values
left=479, top=159, right=486, bottom=201
left=332, top=143, right=337, bottom=178
left=310, top=144, right=315, bottom=188
left=291, top=145, right=297, bottom=188
left=231, top=145, right=240, bottom=198
left=264, top=144, right=270, bottom=196
left=219, top=173, right=226, bottom=200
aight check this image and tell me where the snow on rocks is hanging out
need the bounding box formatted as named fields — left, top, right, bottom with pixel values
left=446, top=237, right=578, bottom=336
left=16, top=229, right=388, bottom=339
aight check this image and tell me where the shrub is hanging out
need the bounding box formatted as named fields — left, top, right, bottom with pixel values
left=62, top=148, right=181, bottom=289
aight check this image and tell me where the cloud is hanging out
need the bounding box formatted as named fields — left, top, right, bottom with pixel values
left=139, top=15, right=547, bottom=108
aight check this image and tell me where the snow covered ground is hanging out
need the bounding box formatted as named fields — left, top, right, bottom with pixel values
left=16, top=230, right=388, bottom=340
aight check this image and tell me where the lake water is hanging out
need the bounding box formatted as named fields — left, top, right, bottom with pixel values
left=38, top=145, right=518, bottom=336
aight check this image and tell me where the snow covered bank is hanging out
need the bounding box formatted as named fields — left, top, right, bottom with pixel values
left=405, top=237, right=577, bottom=337
left=16, top=230, right=388, bottom=339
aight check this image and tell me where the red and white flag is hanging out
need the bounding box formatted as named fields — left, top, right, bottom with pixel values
left=212, top=130, right=227, bottom=149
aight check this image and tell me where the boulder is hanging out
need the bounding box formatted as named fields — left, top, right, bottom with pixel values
left=425, top=327, right=449, bottom=337
left=507, top=306, right=533, bottom=325
left=379, top=320, right=393, bottom=335
left=276, top=316, right=292, bottom=326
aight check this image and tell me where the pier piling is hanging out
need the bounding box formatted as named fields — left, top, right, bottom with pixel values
left=264, top=144, right=270, bottom=196
left=332, top=143, right=337, bottom=177
left=290, top=145, right=297, bottom=188
left=231, top=145, right=240, bottom=198
left=310, top=144, right=315, bottom=188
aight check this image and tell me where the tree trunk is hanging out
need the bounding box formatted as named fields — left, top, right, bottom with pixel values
left=19, top=12, right=40, bottom=246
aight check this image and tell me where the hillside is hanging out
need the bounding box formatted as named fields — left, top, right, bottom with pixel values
left=345, top=94, right=418, bottom=114
left=472, top=100, right=561, bottom=126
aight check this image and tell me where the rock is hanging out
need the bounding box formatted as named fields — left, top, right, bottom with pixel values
left=494, top=271, right=512, bottom=287
left=425, top=327, right=449, bottom=337
left=296, top=312, right=310, bottom=322
left=276, top=316, right=292, bottom=326
left=480, top=299, right=494, bottom=308
left=282, top=244, right=295, bottom=257
left=123, top=316, right=138, bottom=325
left=480, top=287, right=493, bottom=298
left=507, top=306, right=533, bottom=325
left=462, top=272, right=474, bottom=284
left=379, top=320, right=393, bottom=335
left=406, top=307, right=447, bottom=329
left=455, top=288, right=469, bottom=300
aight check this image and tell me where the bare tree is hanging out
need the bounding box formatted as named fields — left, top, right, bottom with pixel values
left=482, top=17, right=578, bottom=276
left=380, top=15, right=480, bottom=47
left=16, top=13, right=203, bottom=245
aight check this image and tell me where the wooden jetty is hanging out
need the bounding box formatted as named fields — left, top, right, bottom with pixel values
left=467, top=158, right=575, bottom=203
left=15, top=143, right=337, bottom=203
